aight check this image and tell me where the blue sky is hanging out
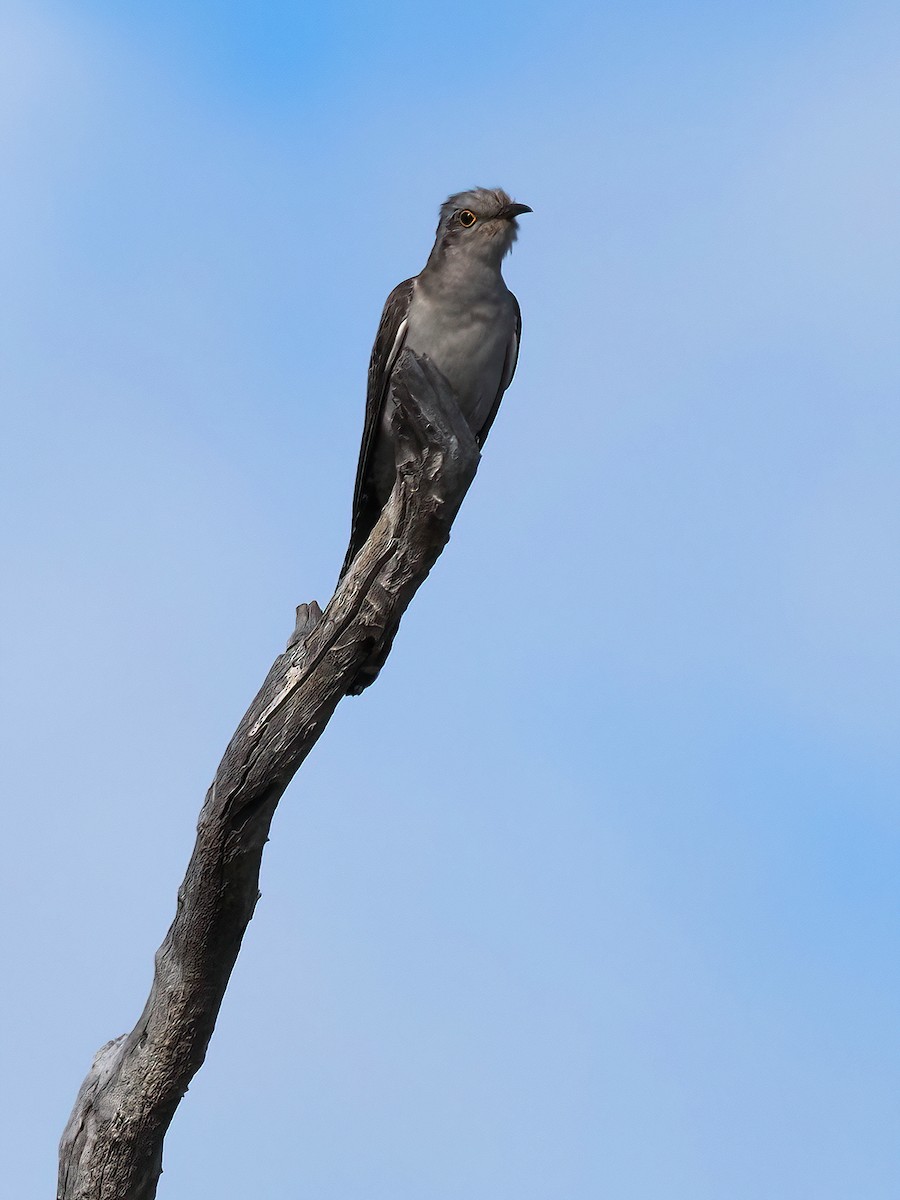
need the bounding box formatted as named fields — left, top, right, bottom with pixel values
left=2, top=1, right=899, bottom=1196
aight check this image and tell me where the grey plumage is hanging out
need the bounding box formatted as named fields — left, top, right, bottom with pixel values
left=340, top=187, right=530, bottom=579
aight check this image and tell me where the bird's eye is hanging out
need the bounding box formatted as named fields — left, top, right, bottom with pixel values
left=458, top=209, right=477, bottom=227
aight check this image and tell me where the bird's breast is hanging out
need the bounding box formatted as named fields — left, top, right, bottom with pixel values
left=404, top=283, right=513, bottom=434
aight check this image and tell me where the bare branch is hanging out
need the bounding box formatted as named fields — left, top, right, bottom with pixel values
left=58, top=351, right=481, bottom=1200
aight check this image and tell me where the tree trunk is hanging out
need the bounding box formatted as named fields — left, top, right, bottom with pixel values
left=58, top=351, right=482, bottom=1200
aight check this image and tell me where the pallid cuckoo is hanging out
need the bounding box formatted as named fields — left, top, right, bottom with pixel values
left=340, top=187, right=530, bottom=579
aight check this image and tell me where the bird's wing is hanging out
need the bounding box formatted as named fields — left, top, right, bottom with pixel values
left=339, top=276, right=415, bottom=579
left=476, top=292, right=521, bottom=448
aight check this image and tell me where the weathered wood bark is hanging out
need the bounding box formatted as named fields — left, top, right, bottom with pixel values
left=58, top=351, right=482, bottom=1200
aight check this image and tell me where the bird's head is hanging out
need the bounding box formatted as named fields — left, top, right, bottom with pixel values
left=432, top=187, right=532, bottom=267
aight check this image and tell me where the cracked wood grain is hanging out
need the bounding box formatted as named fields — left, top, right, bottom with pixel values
left=58, top=351, right=482, bottom=1200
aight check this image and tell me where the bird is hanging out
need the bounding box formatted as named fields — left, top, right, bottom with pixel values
left=339, top=186, right=531, bottom=580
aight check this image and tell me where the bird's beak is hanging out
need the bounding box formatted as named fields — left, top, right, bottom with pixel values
left=497, top=202, right=533, bottom=221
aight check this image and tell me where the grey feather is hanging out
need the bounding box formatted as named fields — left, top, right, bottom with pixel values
left=340, top=277, right=414, bottom=579
left=339, top=188, right=528, bottom=581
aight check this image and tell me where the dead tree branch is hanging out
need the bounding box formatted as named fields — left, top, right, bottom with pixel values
left=58, top=351, right=481, bottom=1200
